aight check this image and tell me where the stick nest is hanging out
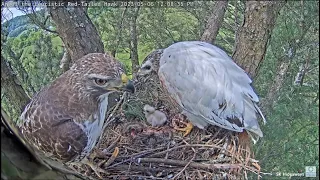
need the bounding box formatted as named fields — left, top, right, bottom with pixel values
left=79, top=74, right=261, bottom=179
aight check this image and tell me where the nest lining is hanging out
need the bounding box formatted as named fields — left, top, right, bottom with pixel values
left=74, top=74, right=261, bottom=179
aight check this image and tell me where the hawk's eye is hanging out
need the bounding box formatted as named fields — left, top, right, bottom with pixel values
left=94, top=78, right=108, bottom=86
left=143, top=65, right=151, bottom=70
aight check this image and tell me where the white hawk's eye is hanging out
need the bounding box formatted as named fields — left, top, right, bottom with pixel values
left=143, top=65, right=151, bottom=70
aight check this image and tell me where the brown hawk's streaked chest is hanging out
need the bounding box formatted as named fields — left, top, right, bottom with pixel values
left=19, top=74, right=103, bottom=162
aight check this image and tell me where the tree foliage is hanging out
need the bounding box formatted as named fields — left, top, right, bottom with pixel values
left=3, top=29, right=63, bottom=94
left=254, top=0, right=319, bottom=174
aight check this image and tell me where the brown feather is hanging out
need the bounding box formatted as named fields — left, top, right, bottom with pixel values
left=20, top=53, right=125, bottom=162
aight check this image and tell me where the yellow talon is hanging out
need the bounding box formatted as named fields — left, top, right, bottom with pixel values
left=102, top=147, right=119, bottom=168
left=174, top=122, right=194, bottom=137
left=252, top=162, right=261, bottom=171
left=74, top=157, right=105, bottom=179
left=112, top=147, right=119, bottom=157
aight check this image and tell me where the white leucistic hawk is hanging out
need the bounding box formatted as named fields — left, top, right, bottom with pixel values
left=138, top=41, right=265, bottom=142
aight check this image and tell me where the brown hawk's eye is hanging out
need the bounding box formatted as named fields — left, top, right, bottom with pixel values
left=94, top=78, right=108, bottom=86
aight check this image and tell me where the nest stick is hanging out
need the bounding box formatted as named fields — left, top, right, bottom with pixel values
left=107, top=174, right=168, bottom=180
left=172, top=152, right=196, bottom=179
left=107, top=147, right=165, bottom=168
left=150, top=144, right=236, bottom=159
left=107, top=164, right=181, bottom=173
left=137, top=158, right=241, bottom=171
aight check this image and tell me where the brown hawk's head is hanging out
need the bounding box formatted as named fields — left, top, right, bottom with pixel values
left=67, top=53, right=135, bottom=98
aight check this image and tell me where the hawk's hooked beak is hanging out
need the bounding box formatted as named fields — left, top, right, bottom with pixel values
left=119, top=73, right=135, bottom=93
left=137, top=68, right=147, bottom=76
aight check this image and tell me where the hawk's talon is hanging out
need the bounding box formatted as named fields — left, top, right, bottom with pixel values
left=173, top=122, right=194, bottom=137
left=69, top=157, right=106, bottom=179
left=85, top=160, right=105, bottom=179
left=252, top=162, right=261, bottom=171
left=100, top=147, right=119, bottom=168
left=112, top=146, right=119, bottom=157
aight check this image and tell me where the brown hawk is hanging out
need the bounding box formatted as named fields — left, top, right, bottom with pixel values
left=19, top=53, right=134, bottom=175
left=138, top=41, right=265, bottom=143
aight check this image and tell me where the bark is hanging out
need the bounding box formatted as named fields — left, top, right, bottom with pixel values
left=5, top=46, right=36, bottom=95
left=232, top=1, right=285, bottom=78
left=1, top=56, right=30, bottom=112
left=111, top=7, right=128, bottom=57
left=48, top=6, right=104, bottom=64
left=200, top=1, right=228, bottom=43
left=129, top=7, right=140, bottom=74
left=59, top=49, right=71, bottom=73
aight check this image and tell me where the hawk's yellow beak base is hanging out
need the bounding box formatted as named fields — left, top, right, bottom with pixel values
left=120, top=73, right=135, bottom=93
left=121, top=73, right=129, bottom=84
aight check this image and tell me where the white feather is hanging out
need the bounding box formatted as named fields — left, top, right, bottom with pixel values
left=159, top=41, right=265, bottom=137
left=82, top=92, right=110, bottom=154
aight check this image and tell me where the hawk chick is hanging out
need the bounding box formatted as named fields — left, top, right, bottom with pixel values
left=143, top=104, right=167, bottom=127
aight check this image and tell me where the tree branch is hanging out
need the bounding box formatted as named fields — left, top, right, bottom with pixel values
left=200, top=1, right=228, bottom=43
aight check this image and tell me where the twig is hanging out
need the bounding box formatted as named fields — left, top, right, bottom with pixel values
left=137, top=158, right=241, bottom=171
left=241, top=165, right=262, bottom=178
left=171, top=139, right=197, bottom=179
left=165, top=143, right=170, bottom=159
left=122, top=146, right=140, bottom=153
left=106, top=135, right=121, bottom=152
left=107, top=164, right=181, bottom=173
left=172, top=152, right=196, bottom=179
left=106, top=174, right=168, bottom=180
left=128, top=146, right=166, bottom=158
left=149, top=144, right=235, bottom=159
left=107, top=147, right=165, bottom=168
